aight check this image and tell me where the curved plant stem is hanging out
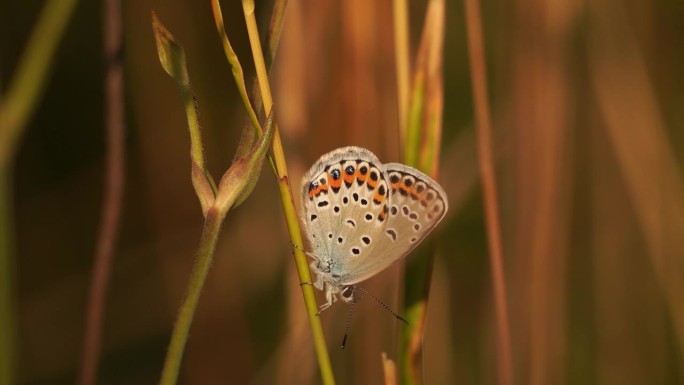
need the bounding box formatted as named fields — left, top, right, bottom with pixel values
left=0, top=0, right=79, bottom=168
left=464, top=0, right=513, bottom=383
left=241, top=1, right=336, bottom=383
left=159, top=208, right=224, bottom=385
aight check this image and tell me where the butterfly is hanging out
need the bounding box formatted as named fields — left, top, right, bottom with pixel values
left=301, top=146, right=448, bottom=312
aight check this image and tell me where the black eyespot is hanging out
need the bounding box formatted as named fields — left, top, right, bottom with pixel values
left=353, top=193, right=359, bottom=202
left=370, top=171, right=379, bottom=181
left=390, top=174, right=400, bottom=184
left=343, top=197, right=349, bottom=204
left=359, top=166, right=368, bottom=175
left=360, top=198, right=368, bottom=206
left=310, top=214, right=317, bottom=221
left=328, top=233, right=333, bottom=239
left=404, top=178, right=413, bottom=187
left=331, top=169, right=341, bottom=180
left=351, top=248, right=360, bottom=255
left=390, top=206, right=398, bottom=215
left=319, top=178, right=327, bottom=184
left=365, top=213, right=373, bottom=221
left=387, top=229, right=397, bottom=241
left=345, top=165, right=355, bottom=175
left=338, top=237, right=344, bottom=244
left=362, top=236, right=371, bottom=245
left=318, top=201, right=329, bottom=207
left=334, top=206, right=340, bottom=213
left=413, top=223, right=421, bottom=231
left=409, top=213, right=418, bottom=220
left=410, top=237, right=417, bottom=243
left=309, top=181, right=318, bottom=191
left=378, top=185, right=386, bottom=196
left=346, top=219, right=356, bottom=227
left=416, top=184, right=425, bottom=193
left=402, top=206, right=409, bottom=215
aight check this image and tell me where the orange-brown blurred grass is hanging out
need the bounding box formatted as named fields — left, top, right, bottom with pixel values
left=7, top=0, right=684, bottom=384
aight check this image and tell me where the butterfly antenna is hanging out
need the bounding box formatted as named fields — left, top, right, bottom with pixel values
left=355, top=286, right=409, bottom=325
left=341, top=300, right=355, bottom=349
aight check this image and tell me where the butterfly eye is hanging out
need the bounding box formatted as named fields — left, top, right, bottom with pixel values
left=342, top=287, right=354, bottom=299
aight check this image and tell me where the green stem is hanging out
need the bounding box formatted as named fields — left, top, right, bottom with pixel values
left=159, top=207, right=225, bottom=385
left=0, top=170, right=15, bottom=385
left=0, top=0, right=79, bottom=169
left=276, top=175, right=336, bottom=385
left=240, top=1, right=335, bottom=382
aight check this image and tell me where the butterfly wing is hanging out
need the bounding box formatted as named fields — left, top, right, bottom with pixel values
left=339, top=163, right=448, bottom=285
left=301, top=147, right=391, bottom=285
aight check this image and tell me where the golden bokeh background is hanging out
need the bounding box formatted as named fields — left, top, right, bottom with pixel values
left=3, top=0, right=683, bottom=384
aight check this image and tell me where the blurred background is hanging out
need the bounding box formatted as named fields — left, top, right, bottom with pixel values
left=2, top=0, right=683, bottom=384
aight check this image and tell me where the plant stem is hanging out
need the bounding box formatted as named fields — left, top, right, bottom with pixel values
left=0, top=0, right=79, bottom=169
left=393, top=0, right=411, bottom=146
left=241, top=1, right=335, bottom=383
left=78, top=0, right=126, bottom=382
left=0, top=170, right=15, bottom=385
left=159, top=208, right=225, bottom=385
left=464, top=0, right=513, bottom=382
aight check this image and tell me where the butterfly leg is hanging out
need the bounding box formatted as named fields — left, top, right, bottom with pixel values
left=316, top=285, right=337, bottom=314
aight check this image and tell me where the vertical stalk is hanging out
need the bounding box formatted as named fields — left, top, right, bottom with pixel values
left=464, top=0, right=513, bottom=383
left=241, top=1, right=336, bottom=383
left=0, top=1, right=80, bottom=383
left=78, top=0, right=126, bottom=382
left=0, top=170, right=15, bottom=385
left=159, top=208, right=225, bottom=385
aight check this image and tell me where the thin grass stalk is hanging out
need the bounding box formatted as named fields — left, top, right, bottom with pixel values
left=241, top=1, right=336, bottom=383
left=0, top=0, right=79, bottom=168
left=78, top=0, right=126, bottom=383
left=399, top=0, right=445, bottom=383
left=463, top=0, right=512, bottom=383
left=393, top=0, right=411, bottom=146
left=0, top=171, right=15, bottom=385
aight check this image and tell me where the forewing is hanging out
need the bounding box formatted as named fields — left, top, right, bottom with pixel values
left=301, top=147, right=391, bottom=281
